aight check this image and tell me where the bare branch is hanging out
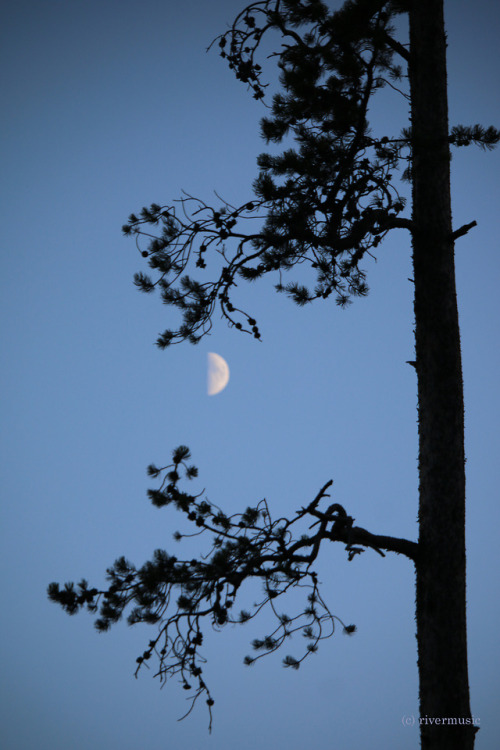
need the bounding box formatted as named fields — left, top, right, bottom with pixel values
left=382, top=31, right=410, bottom=62
left=452, top=220, right=477, bottom=241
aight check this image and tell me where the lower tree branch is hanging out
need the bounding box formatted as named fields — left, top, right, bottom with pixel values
left=327, top=523, right=419, bottom=561
left=48, top=446, right=419, bottom=730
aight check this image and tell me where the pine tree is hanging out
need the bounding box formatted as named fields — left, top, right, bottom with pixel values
left=48, top=2, right=498, bottom=747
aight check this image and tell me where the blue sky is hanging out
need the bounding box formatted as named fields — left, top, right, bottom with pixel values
left=1, top=1, right=499, bottom=748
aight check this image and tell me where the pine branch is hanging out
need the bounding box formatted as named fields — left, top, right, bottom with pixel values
left=48, top=445, right=417, bottom=729
left=382, top=31, right=410, bottom=62
left=449, top=124, right=500, bottom=150
left=326, top=523, right=419, bottom=561
left=123, top=1, right=415, bottom=347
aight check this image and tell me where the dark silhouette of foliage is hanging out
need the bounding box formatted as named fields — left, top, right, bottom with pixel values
left=50, top=0, right=499, bottom=745
left=48, top=446, right=416, bottom=729
left=124, top=0, right=415, bottom=347
left=123, top=0, right=496, bottom=351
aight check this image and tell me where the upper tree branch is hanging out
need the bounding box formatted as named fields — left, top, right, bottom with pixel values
left=382, top=31, right=410, bottom=62
left=452, top=220, right=477, bottom=240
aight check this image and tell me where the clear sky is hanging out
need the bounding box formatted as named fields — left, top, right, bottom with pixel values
left=1, top=1, right=499, bottom=748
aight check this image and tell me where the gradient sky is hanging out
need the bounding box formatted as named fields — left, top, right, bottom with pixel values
left=1, top=1, right=499, bottom=748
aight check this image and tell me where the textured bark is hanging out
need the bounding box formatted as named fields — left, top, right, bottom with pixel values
left=408, top=1, right=475, bottom=748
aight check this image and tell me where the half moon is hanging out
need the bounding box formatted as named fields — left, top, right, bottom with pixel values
left=207, top=352, right=230, bottom=396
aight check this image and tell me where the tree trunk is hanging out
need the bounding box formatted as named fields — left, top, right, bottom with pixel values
left=409, top=1, right=475, bottom=748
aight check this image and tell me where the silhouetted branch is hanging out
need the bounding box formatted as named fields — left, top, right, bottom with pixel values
left=327, top=523, right=419, bottom=561
left=449, top=124, right=500, bottom=150
left=48, top=445, right=417, bottom=729
left=452, top=220, right=477, bottom=241
left=125, top=1, right=414, bottom=347
left=382, top=31, right=410, bottom=62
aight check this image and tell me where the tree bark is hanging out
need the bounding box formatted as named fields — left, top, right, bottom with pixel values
left=408, top=1, right=475, bottom=748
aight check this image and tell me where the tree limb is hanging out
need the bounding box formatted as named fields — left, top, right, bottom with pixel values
left=48, top=446, right=418, bottom=729
left=327, top=524, right=419, bottom=561
left=378, top=216, right=413, bottom=233
left=382, top=31, right=410, bottom=62
left=452, top=220, right=477, bottom=240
